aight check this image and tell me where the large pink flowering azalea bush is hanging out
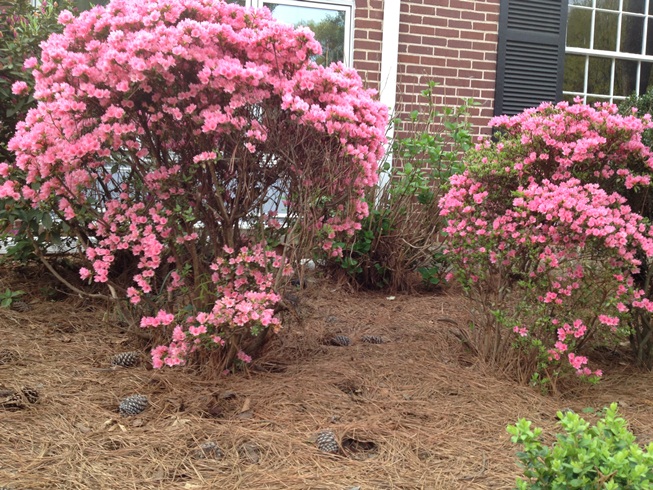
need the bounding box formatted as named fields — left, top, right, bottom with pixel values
left=441, top=100, right=653, bottom=385
left=2, top=0, right=387, bottom=370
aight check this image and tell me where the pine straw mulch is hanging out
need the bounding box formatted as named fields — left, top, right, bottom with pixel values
left=1, top=266, right=653, bottom=490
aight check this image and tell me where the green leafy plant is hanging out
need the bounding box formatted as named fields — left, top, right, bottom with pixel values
left=0, top=288, right=24, bottom=308
left=330, top=82, right=476, bottom=291
left=507, top=403, right=653, bottom=489
left=0, top=0, right=76, bottom=263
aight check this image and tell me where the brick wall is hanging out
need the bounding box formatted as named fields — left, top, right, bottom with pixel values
left=352, top=0, right=501, bottom=137
left=353, top=0, right=384, bottom=92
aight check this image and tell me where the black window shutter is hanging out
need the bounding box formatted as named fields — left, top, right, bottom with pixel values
left=495, top=0, right=569, bottom=116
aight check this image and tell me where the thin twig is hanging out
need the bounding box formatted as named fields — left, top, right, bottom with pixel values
left=27, top=232, right=113, bottom=301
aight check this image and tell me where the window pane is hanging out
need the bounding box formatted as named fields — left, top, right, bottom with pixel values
left=614, top=59, right=638, bottom=96
left=569, top=0, right=592, bottom=5
left=647, top=18, right=653, bottom=55
left=264, top=3, right=346, bottom=66
left=564, top=54, right=586, bottom=93
left=640, top=62, right=653, bottom=94
left=587, top=56, right=612, bottom=95
left=623, top=0, right=646, bottom=14
left=226, top=0, right=246, bottom=5
left=621, top=15, right=644, bottom=54
left=594, top=11, right=618, bottom=51
left=567, top=7, right=592, bottom=48
left=596, top=0, right=619, bottom=10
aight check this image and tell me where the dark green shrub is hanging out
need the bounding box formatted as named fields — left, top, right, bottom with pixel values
left=330, top=82, right=475, bottom=291
left=508, top=403, right=653, bottom=489
left=0, top=0, right=76, bottom=261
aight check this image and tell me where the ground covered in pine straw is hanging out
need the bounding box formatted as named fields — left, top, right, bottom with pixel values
left=1, top=265, right=653, bottom=490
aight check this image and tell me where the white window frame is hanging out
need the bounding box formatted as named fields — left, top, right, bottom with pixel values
left=564, top=0, right=653, bottom=103
left=239, top=0, right=355, bottom=67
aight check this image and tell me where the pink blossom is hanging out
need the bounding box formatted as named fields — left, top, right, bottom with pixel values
left=237, top=351, right=252, bottom=363
left=11, top=81, right=29, bottom=96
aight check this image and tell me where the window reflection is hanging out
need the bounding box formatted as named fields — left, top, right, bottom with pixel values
left=563, top=54, right=586, bottom=93
left=565, top=1, right=653, bottom=101
left=614, top=59, right=638, bottom=96
left=594, top=11, right=618, bottom=51
left=264, top=3, right=346, bottom=66
left=596, top=0, right=619, bottom=10
left=623, top=0, right=646, bottom=14
left=567, top=7, right=591, bottom=49
left=587, top=56, right=611, bottom=95
left=621, top=15, right=644, bottom=54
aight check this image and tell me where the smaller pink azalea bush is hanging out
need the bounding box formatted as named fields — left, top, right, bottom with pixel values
left=2, top=0, right=388, bottom=371
left=440, top=100, right=653, bottom=384
left=143, top=243, right=292, bottom=370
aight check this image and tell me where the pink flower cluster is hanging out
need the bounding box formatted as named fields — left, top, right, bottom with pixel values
left=147, top=243, right=292, bottom=369
left=441, top=100, right=653, bottom=378
left=6, top=0, right=386, bottom=236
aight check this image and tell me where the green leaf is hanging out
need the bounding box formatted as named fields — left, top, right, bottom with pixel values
left=41, top=212, right=52, bottom=230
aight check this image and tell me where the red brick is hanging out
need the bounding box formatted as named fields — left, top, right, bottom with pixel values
left=399, top=32, right=422, bottom=44
left=368, top=30, right=383, bottom=41
left=448, top=19, right=473, bottom=30
left=399, top=54, right=421, bottom=65
left=471, top=61, right=497, bottom=71
left=356, top=40, right=381, bottom=51
left=355, top=18, right=381, bottom=30
left=484, top=32, right=499, bottom=42
left=422, top=36, right=447, bottom=47
left=421, top=14, right=448, bottom=27
left=355, top=61, right=381, bottom=72
left=460, top=10, right=486, bottom=21
left=366, top=51, right=381, bottom=61
left=449, top=0, right=477, bottom=9
left=410, top=5, right=437, bottom=16
left=473, top=22, right=498, bottom=32
left=465, top=30, right=486, bottom=41
left=436, top=8, right=462, bottom=18
left=447, top=58, right=472, bottom=68
left=400, top=14, right=423, bottom=25
left=435, top=27, right=460, bottom=38
left=448, top=39, right=473, bottom=49
left=410, top=25, right=436, bottom=36
left=408, top=44, right=436, bottom=56
left=472, top=41, right=497, bottom=51
left=460, top=50, right=486, bottom=61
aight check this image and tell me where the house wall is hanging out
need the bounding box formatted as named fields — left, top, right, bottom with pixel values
left=353, top=0, right=384, bottom=91
left=352, top=0, right=501, bottom=137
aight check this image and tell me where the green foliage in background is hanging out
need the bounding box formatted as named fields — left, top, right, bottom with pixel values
left=0, top=0, right=76, bottom=261
left=332, top=82, right=475, bottom=291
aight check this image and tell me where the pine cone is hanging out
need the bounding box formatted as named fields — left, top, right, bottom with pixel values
left=21, top=386, right=39, bottom=404
left=193, top=441, right=224, bottom=460
left=361, top=335, right=384, bottom=344
left=10, top=300, right=32, bottom=312
left=0, top=389, right=25, bottom=411
left=328, top=335, right=351, bottom=346
left=0, top=386, right=39, bottom=410
left=0, top=349, right=18, bottom=365
left=118, top=394, right=148, bottom=416
left=315, top=430, right=339, bottom=453
left=110, top=351, right=141, bottom=368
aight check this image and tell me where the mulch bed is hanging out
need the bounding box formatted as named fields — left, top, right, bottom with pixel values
left=1, top=266, right=653, bottom=489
